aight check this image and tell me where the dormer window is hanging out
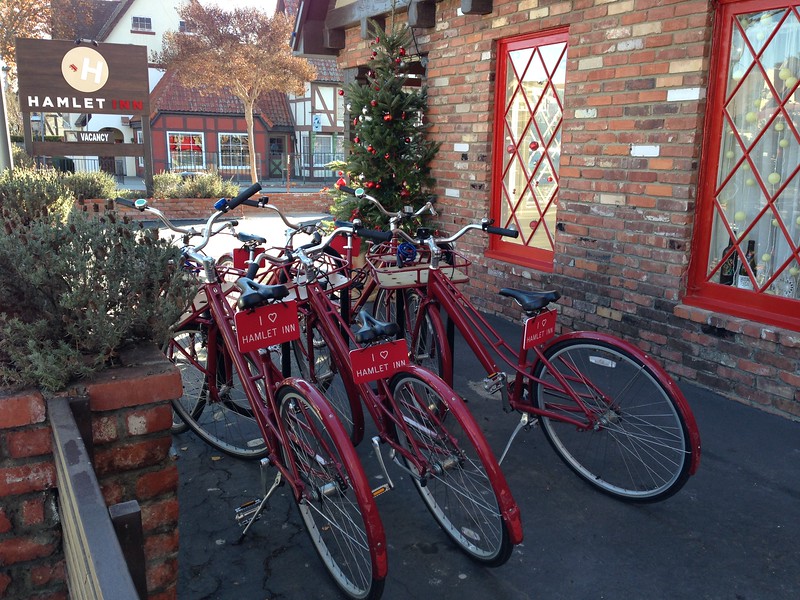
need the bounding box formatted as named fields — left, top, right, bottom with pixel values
left=131, top=16, right=152, bottom=32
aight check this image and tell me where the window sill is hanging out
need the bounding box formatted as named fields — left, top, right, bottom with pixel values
left=130, top=30, right=155, bottom=35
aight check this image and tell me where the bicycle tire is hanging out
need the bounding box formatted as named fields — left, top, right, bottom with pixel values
left=165, top=325, right=268, bottom=459
left=163, top=327, right=203, bottom=435
left=531, top=336, right=695, bottom=503
left=277, top=383, right=387, bottom=599
left=291, top=312, right=364, bottom=444
left=373, top=288, right=446, bottom=377
left=389, top=369, right=519, bottom=566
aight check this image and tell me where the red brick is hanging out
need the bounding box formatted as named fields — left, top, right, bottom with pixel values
left=85, top=368, right=181, bottom=412
left=0, top=508, right=12, bottom=533
left=30, top=560, right=66, bottom=587
left=0, top=391, right=46, bottom=429
left=6, top=426, right=53, bottom=459
left=146, top=558, right=178, bottom=594
left=144, top=530, right=179, bottom=561
left=126, top=405, right=173, bottom=436
left=92, top=414, right=118, bottom=444
left=94, top=437, right=172, bottom=476
left=22, top=496, right=45, bottom=526
left=0, top=462, right=56, bottom=496
left=0, top=572, right=10, bottom=595
left=136, top=465, right=178, bottom=500
left=141, top=498, right=179, bottom=532
left=0, top=537, right=56, bottom=565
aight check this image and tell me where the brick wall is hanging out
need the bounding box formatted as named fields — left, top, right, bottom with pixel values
left=0, top=345, right=182, bottom=599
left=334, top=0, right=800, bottom=420
left=78, top=190, right=332, bottom=222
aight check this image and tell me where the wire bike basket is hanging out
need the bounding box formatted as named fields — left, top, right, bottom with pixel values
left=366, top=245, right=471, bottom=289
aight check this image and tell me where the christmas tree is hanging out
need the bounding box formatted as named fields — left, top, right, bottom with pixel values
left=330, top=20, right=440, bottom=230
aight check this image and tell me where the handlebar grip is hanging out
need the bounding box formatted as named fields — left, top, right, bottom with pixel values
left=240, top=198, right=269, bottom=208
left=485, top=225, right=519, bottom=238
left=226, top=183, right=263, bottom=210
left=113, top=197, right=138, bottom=209
left=338, top=185, right=359, bottom=196
left=354, top=224, right=392, bottom=242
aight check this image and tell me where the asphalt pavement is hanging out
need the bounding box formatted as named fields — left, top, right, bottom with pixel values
left=171, top=303, right=800, bottom=600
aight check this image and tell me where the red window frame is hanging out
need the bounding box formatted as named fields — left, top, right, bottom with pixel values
left=686, top=0, right=800, bottom=331
left=488, top=29, right=568, bottom=272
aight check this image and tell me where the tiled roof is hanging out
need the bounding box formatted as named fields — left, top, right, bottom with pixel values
left=147, top=70, right=294, bottom=129
left=308, top=57, right=342, bottom=82
left=50, top=0, right=123, bottom=40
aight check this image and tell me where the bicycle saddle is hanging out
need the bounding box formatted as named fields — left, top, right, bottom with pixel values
left=354, top=310, right=400, bottom=344
left=235, top=278, right=290, bottom=310
left=499, top=288, right=561, bottom=312
left=236, top=232, right=267, bottom=245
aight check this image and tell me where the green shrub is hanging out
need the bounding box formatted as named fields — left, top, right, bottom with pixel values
left=62, top=170, right=117, bottom=200
left=153, top=170, right=239, bottom=198
left=0, top=167, right=74, bottom=222
left=11, top=145, right=34, bottom=168
left=0, top=209, right=195, bottom=392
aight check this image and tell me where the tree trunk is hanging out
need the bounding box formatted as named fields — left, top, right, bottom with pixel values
left=244, top=98, right=258, bottom=184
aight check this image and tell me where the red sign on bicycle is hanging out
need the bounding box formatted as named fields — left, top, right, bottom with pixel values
left=349, top=340, right=409, bottom=384
left=233, top=247, right=263, bottom=270
left=235, top=300, right=300, bottom=352
left=522, top=310, right=557, bottom=349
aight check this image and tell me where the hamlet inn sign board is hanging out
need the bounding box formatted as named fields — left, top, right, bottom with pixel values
left=15, top=38, right=152, bottom=169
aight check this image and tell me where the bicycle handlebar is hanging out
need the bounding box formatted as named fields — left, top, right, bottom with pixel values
left=333, top=220, right=393, bottom=243
left=336, top=183, right=436, bottom=223
left=485, top=224, right=520, bottom=238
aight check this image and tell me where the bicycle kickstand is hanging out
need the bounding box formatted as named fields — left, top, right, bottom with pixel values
left=498, top=412, right=538, bottom=465
left=235, top=458, right=282, bottom=542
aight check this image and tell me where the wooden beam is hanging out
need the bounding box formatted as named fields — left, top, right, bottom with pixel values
left=326, top=0, right=409, bottom=31
left=408, top=1, right=436, bottom=28
left=461, top=0, right=493, bottom=15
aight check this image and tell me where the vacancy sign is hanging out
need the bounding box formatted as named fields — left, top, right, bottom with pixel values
left=349, top=340, right=409, bottom=384
left=235, top=301, right=299, bottom=352
left=522, top=310, right=557, bottom=349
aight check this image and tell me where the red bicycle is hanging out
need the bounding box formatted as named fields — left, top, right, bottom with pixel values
left=116, top=189, right=388, bottom=599
left=339, top=185, right=702, bottom=503
left=240, top=216, right=524, bottom=567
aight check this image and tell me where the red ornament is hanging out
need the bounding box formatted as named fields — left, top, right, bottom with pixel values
left=405, top=137, right=411, bottom=143
left=507, top=144, right=515, bottom=154
left=353, top=118, right=358, bottom=126
left=529, top=141, right=539, bottom=151
left=366, top=181, right=375, bottom=188
left=548, top=176, right=554, bottom=182
left=371, top=100, right=377, bottom=107
left=400, top=189, right=410, bottom=198
left=374, top=86, right=380, bottom=91
left=384, top=153, right=390, bottom=159
left=335, top=177, right=347, bottom=188
left=354, top=136, right=360, bottom=143
left=338, top=89, right=344, bottom=96
left=383, top=114, right=392, bottom=121
left=401, top=112, right=406, bottom=119
left=399, top=47, right=406, bottom=57
left=375, top=37, right=380, bottom=43
left=367, top=145, right=374, bottom=153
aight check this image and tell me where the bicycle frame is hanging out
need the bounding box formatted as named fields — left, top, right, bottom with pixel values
left=174, top=277, right=331, bottom=498
left=412, top=267, right=701, bottom=474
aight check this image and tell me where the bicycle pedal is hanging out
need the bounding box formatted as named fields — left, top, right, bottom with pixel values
left=371, top=483, right=391, bottom=498
left=483, top=372, right=506, bottom=395
left=234, top=498, right=266, bottom=527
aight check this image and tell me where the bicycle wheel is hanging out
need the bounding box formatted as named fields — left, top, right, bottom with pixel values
left=165, top=325, right=268, bottom=459
left=292, top=312, right=364, bottom=444
left=373, top=288, right=445, bottom=377
left=531, top=336, right=694, bottom=502
left=389, top=370, right=518, bottom=566
left=278, top=384, right=387, bottom=599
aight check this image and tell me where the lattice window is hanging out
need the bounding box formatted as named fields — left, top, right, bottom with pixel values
left=689, top=0, right=800, bottom=331
left=490, top=29, right=567, bottom=271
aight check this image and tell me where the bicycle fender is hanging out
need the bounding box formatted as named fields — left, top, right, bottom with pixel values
left=536, top=331, right=701, bottom=475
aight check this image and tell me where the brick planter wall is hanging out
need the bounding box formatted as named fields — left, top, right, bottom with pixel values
left=78, top=190, right=332, bottom=222
left=0, top=345, right=182, bottom=600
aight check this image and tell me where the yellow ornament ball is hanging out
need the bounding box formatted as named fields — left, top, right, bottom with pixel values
left=762, top=253, right=772, bottom=262
left=787, top=76, right=799, bottom=89
left=725, top=150, right=735, bottom=159
left=779, top=67, right=793, bottom=80
left=796, top=216, right=800, bottom=225
left=745, top=112, right=758, bottom=123
left=779, top=139, right=790, bottom=148
left=745, top=178, right=755, bottom=186
left=790, top=267, right=800, bottom=277
left=768, top=172, right=782, bottom=185
left=775, top=122, right=785, bottom=131
left=743, top=162, right=751, bottom=170
left=772, top=219, right=779, bottom=227
left=734, top=210, right=747, bottom=221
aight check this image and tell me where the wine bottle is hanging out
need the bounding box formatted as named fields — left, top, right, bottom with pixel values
left=719, top=231, right=738, bottom=285
left=736, top=239, right=757, bottom=289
